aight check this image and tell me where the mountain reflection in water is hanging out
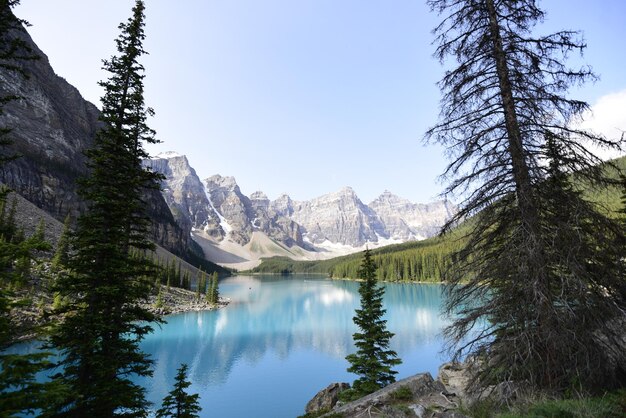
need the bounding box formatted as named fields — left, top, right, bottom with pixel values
left=137, top=275, right=449, bottom=418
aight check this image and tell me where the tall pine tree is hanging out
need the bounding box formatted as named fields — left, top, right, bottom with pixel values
left=344, top=249, right=401, bottom=398
left=427, top=0, right=626, bottom=392
left=46, top=1, right=163, bottom=415
left=210, top=272, right=219, bottom=305
left=51, top=214, right=71, bottom=270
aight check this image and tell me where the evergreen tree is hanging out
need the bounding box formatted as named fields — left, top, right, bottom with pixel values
left=201, top=271, right=210, bottom=302
left=154, top=286, right=163, bottom=309
left=427, top=0, right=626, bottom=392
left=167, top=259, right=176, bottom=288
left=210, top=272, right=219, bottom=304
left=344, top=249, right=401, bottom=398
left=194, top=270, right=201, bottom=301
left=32, top=218, right=45, bottom=241
left=0, top=209, right=55, bottom=416
left=46, top=1, right=164, bottom=415
left=51, top=215, right=71, bottom=270
left=155, top=364, right=201, bottom=418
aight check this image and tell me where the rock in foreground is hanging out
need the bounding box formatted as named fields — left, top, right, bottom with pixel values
left=309, top=373, right=466, bottom=418
left=305, top=382, right=350, bottom=414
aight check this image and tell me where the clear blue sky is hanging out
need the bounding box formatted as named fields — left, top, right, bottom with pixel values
left=15, top=0, right=626, bottom=203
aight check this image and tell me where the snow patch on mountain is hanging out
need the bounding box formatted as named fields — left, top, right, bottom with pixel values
left=205, top=189, right=232, bottom=235
left=153, top=150, right=183, bottom=159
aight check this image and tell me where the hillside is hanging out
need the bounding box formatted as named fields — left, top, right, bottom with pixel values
left=9, top=188, right=230, bottom=279
left=251, top=156, right=626, bottom=280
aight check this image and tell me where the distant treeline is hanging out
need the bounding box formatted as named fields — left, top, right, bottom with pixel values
left=251, top=156, right=626, bottom=281
left=250, top=230, right=466, bottom=282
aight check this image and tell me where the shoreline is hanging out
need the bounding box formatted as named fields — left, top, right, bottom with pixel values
left=241, top=271, right=448, bottom=284
left=11, top=285, right=231, bottom=344
left=143, top=285, right=231, bottom=317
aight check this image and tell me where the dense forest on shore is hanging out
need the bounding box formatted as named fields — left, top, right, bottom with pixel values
left=251, top=156, right=626, bottom=281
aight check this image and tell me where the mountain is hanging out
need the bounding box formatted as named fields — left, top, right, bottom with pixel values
left=369, top=191, right=456, bottom=240
left=147, top=152, right=224, bottom=240
left=0, top=20, right=210, bottom=266
left=149, top=153, right=457, bottom=270
left=289, top=186, right=387, bottom=247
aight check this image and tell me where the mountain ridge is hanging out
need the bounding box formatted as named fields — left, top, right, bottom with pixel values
left=146, top=152, right=457, bottom=270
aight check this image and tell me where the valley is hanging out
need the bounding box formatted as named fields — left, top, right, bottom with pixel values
left=147, top=152, right=456, bottom=270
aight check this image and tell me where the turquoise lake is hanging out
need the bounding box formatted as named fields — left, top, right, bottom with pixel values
left=16, top=275, right=451, bottom=417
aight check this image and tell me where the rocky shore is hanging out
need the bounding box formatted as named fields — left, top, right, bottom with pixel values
left=10, top=282, right=230, bottom=343
left=142, top=285, right=230, bottom=316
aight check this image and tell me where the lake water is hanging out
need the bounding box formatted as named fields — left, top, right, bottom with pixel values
left=15, top=275, right=451, bottom=417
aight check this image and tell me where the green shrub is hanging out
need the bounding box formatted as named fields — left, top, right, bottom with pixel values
left=498, top=391, right=625, bottom=418
left=338, top=388, right=366, bottom=403
left=390, top=386, right=413, bottom=401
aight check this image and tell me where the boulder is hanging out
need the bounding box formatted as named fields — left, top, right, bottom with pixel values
left=305, top=382, right=350, bottom=414
left=329, top=373, right=447, bottom=417
left=438, top=362, right=471, bottom=398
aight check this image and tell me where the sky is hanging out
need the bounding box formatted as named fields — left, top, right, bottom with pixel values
left=14, top=0, right=626, bottom=204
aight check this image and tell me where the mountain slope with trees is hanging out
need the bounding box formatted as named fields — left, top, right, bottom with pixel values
left=0, top=2, right=222, bottom=273
left=252, top=155, right=626, bottom=283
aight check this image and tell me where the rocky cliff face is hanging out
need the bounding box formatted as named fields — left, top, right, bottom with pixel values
left=289, top=187, right=388, bottom=247
left=205, top=174, right=254, bottom=245
left=0, top=27, right=99, bottom=218
left=202, top=175, right=304, bottom=247
left=146, top=152, right=223, bottom=240
left=0, top=23, right=188, bottom=254
left=369, top=191, right=456, bottom=240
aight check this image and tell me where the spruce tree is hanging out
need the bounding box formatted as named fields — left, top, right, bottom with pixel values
left=344, top=249, right=401, bottom=398
left=427, top=0, right=626, bottom=392
left=210, top=272, right=219, bottom=304
left=201, top=271, right=210, bottom=302
left=0, top=206, right=55, bottom=417
left=194, top=270, right=201, bottom=301
left=46, top=1, right=163, bottom=415
left=155, top=364, right=201, bottom=418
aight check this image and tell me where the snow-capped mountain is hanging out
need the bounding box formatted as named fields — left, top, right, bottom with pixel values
left=147, top=152, right=456, bottom=269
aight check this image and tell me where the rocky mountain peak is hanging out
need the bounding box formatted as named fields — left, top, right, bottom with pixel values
left=369, top=192, right=456, bottom=241
left=250, top=191, right=269, bottom=201
left=336, top=186, right=357, bottom=197
left=154, top=151, right=184, bottom=159
left=148, top=152, right=194, bottom=183
left=288, top=187, right=387, bottom=246
left=146, top=153, right=455, bottom=260
left=370, top=190, right=413, bottom=209
left=205, top=174, right=241, bottom=193
left=146, top=153, right=224, bottom=240
left=271, top=194, right=294, bottom=217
